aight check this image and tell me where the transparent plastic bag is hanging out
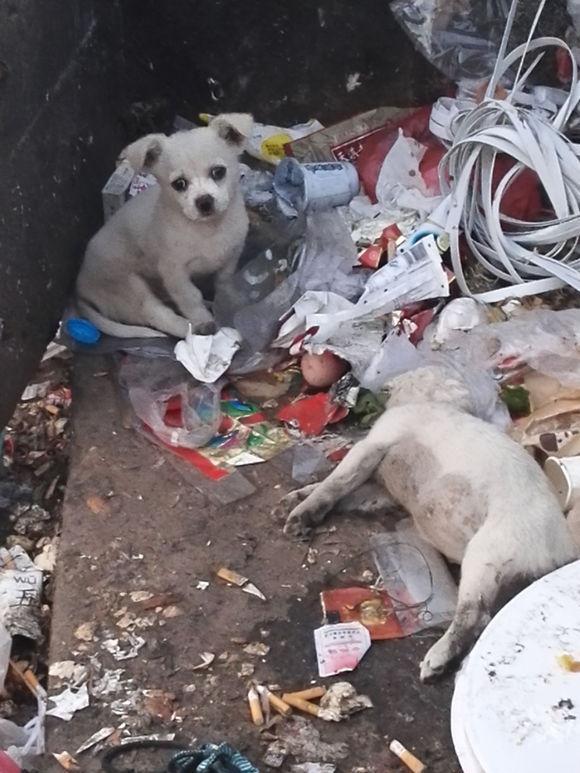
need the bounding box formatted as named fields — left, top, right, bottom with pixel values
left=458, top=308, right=580, bottom=388
left=119, top=356, right=221, bottom=449
left=391, top=0, right=511, bottom=81
left=228, top=211, right=361, bottom=354
left=371, top=520, right=457, bottom=635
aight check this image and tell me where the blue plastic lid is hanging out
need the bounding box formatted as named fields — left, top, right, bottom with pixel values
left=65, top=317, right=102, bottom=345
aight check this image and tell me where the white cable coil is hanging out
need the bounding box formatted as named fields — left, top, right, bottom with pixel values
left=431, top=0, right=580, bottom=301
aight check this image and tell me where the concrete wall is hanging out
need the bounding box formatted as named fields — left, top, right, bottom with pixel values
left=120, top=0, right=445, bottom=129
left=0, top=0, right=125, bottom=428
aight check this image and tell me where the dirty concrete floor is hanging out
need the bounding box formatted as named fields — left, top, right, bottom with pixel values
left=43, top=355, right=460, bottom=772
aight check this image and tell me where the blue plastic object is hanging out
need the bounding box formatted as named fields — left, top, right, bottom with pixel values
left=65, top=317, right=101, bottom=345
left=408, top=228, right=439, bottom=245
left=170, top=743, right=259, bottom=772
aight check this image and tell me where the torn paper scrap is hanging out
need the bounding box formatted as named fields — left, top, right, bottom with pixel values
left=318, top=681, right=373, bottom=721
left=314, top=622, right=371, bottom=678
left=175, top=326, right=241, bottom=383
left=102, top=634, right=146, bottom=661
left=75, top=726, right=116, bottom=755
left=47, top=685, right=90, bottom=721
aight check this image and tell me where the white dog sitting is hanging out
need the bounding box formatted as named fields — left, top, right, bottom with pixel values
left=279, top=365, right=578, bottom=681
left=76, top=113, right=253, bottom=339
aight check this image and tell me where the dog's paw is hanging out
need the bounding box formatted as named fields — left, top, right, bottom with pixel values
left=189, top=319, right=217, bottom=335
left=420, top=637, right=453, bottom=683
left=272, top=500, right=290, bottom=526
left=283, top=508, right=313, bottom=541
left=273, top=486, right=317, bottom=526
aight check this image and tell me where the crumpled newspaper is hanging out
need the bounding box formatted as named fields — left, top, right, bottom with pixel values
left=0, top=546, right=43, bottom=640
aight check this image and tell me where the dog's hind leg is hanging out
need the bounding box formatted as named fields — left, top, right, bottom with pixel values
left=419, top=522, right=520, bottom=682
left=283, top=440, right=388, bottom=538
left=130, top=275, right=191, bottom=339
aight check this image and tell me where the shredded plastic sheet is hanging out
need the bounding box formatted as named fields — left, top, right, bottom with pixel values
left=276, top=235, right=448, bottom=360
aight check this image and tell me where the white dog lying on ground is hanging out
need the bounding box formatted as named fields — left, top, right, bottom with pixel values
left=279, top=366, right=578, bottom=681
left=76, top=113, right=253, bottom=339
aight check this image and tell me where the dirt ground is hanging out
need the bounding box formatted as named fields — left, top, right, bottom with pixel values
left=41, top=355, right=460, bottom=772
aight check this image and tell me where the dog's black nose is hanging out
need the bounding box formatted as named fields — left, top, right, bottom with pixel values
left=196, top=194, right=215, bottom=216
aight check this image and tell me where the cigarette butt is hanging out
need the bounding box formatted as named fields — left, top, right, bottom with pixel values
left=10, top=660, right=41, bottom=698
left=259, top=686, right=292, bottom=716
left=216, top=567, right=247, bottom=587
left=281, top=693, right=320, bottom=717
left=283, top=686, right=326, bottom=702
left=248, top=687, right=264, bottom=727
left=23, top=668, right=41, bottom=693
left=389, top=739, right=426, bottom=773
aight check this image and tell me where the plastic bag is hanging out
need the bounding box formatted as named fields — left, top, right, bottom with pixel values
left=354, top=106, right=434, bottom=202
left=570, top=0, right=580, bottom=34
left=119, top=356, right=221, bottom=449
left=371, top=520, right=457, bottom=635
left=375, top=130, right=444, bottom=222
left=453, top=309, right=580, bottom=388
left=227, top=211, right=361, bottom=354
left=1, top=678, right=46, bottom=765
left=359, top=329, right=508, bottom=427
left=391, top=0, right=511, bottom=81
left=239, top=164, right=275, bottom=208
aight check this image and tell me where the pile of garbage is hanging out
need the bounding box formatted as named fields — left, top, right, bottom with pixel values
left=4, top=0, right=580, bottom=769
left=0, top=344, right=71, bottom=767
left=58, top=0, right=580, bottom=520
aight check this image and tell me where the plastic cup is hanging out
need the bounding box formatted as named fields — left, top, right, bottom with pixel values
left=544, top=456, right=580, bottom=511
left=274, top=158, right=359, bottom=213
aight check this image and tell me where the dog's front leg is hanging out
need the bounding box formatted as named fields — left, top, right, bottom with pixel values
left=282, top=441, right=387, bottom=538
left=164, top=270, right=215, bottom=335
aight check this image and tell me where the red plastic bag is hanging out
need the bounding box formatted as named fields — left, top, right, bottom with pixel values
left=0, top=752, right=20, bottom=773
left=492, top=156, right=543, bottom=222
left=354, top=106, right=439, bottom=202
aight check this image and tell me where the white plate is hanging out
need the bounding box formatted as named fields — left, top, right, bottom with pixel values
left=453, top=560, right=580, bottom=773
left=451, top=665, right=485, bottom=773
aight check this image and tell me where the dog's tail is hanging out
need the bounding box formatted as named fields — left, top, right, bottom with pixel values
left=76, top=299, right=167, bottom=339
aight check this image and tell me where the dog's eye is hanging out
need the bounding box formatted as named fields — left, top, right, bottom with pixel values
left=171, top=177, right=188, bottom=192
left=210, top=165, right=227, bottom=182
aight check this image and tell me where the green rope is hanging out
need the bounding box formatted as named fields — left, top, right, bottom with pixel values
left=101, top=740, right=258, bottom=773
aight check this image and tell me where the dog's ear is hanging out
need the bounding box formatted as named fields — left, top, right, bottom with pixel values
left=117, top=133, right=166, bottom=172
left=210, top=113, right=254, bottom=149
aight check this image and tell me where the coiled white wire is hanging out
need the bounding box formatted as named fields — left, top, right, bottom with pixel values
left=434, top=0, right=580, bottom=300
